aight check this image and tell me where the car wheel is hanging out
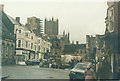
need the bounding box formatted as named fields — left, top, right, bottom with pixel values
left=69, top=78, right=74, bottom=81
left=69, top=77, right=74, bottom=81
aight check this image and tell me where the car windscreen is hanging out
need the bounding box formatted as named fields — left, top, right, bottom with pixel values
left=74, top=63, right=87, bottom=70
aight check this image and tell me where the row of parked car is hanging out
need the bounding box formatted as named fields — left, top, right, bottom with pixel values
left=25, top=59, right=60, bottom=68
left=24, top=59, right=93, bottom=80
left=25, top=59, right=49, bottom=67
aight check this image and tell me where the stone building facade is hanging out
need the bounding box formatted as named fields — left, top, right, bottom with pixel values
left=86, top=35, right=105, bottom=62
left=44, top=17, right=70, bottom=66
left=44, top=17, right=58, bottom=36
left=86, top=35, right=96, bottom=60
left=8, top=16, right=51, bottom=64
left=1, top=5, right=16, bottom=65
left=105, top=1, right=120, bottom=78
left=49, top=36, right=61, bottom=66
left=63, top=42, right=86, bottom=61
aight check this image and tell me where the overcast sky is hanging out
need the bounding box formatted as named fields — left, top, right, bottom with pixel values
left=1, top=0, right=108, bottom=43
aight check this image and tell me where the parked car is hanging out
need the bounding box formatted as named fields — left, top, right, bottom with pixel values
left=69, top=62, right=92, bottom=80
left=25, top=59, right=40, bottom=65
left=39, top=59, right=49, bottom=68
left=51, top=63, right=59, bottom=68
left=18, top=61, right=26, bottom=65
left=59, top=63, right=70, bottom=69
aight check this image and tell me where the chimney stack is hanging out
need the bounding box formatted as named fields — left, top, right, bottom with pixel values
left=0, top=4, right=4, bottom=11
left=16, top=17, right=20, bottom=23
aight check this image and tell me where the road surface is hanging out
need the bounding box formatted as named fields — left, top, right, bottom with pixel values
left=2, top=65, right=70, bottom=79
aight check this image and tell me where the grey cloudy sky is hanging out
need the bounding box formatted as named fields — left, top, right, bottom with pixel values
left=1, top=0, right=108, bottom=43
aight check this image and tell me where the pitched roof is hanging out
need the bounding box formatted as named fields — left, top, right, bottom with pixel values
left=7, top=15, right=20, bottom=25
left=0, top=11, right=15, bottom=40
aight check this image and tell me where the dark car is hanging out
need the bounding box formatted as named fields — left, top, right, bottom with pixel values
left=69, top=62, right=92, bottom=80
left=25, top=59, right=40, bottom=65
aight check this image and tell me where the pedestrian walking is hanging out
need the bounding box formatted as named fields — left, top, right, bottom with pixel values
left=85, top=64, right=96, bottom=81
left=71, top=59, right=74, bottom=68
left=97, top=56, right=112, bottom=80
left=96, top=61, right=102, bottom=79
